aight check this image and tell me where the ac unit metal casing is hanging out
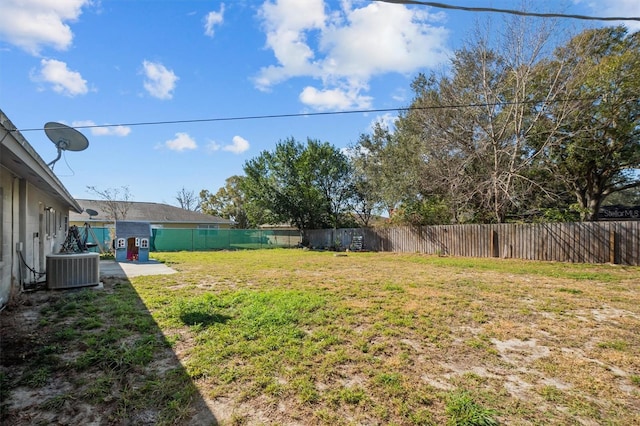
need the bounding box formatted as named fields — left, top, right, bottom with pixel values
left=46, top=252, right=100, bottom=289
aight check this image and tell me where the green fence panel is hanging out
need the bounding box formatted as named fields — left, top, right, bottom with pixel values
left=229, top=229, right=262, bottom=249
left=195, top=229, right=229, bottom=250
left=83, top=227, right=302, bottom=252
left=147, top=228, right=300, bottom=252
left=152, top=228, right=194, bottom=251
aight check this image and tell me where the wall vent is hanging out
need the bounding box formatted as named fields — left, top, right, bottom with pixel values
left=46, top=252, right=100, bottom=289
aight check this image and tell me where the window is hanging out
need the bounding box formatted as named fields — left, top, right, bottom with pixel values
left=198, top=224, right=219, bottom=236
left=45, top=208, right=54, bottom=237
left=53, top=210, right=58, bottom=237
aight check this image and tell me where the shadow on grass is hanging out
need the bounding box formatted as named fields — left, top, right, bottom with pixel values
left=180, top=311, right=231, bottom=327
left=0, top=276, right=218, bottom=426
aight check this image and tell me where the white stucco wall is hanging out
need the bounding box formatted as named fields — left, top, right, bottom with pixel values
left=0, top=168, right=72, bottom=307
left=0, top=169, right=14, bottom=308
left=1, top=109, right=81, bottom=310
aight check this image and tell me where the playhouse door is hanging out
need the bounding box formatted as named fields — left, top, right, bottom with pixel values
left=127, top=237, right=139, bottom=261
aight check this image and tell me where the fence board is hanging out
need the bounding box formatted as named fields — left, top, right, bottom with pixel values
left=306, top=221, right=640, bottom=265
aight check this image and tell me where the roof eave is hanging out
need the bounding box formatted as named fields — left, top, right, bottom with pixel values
left=1, top=111, right=82, bottom=213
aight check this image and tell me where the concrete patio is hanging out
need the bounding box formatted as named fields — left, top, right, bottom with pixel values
left=99, top=259, right=177, bottom=278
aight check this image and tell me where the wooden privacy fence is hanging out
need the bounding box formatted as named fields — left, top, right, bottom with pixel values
left=305, top=221, right=640, bottom=266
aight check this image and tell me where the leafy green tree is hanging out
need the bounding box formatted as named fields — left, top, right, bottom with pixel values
left=603, top=187, right=640, bottom=207
left=532, top=27, right=640, bottom=220
left=389, top=197, right=452, bottom=226
left=349, top=173, right=379, bottom=227
left=242, top=138, right=353, bottom=231
left=351, top=123, right=423, bottom=218
left=200, top=176, right=253, bottom=228
left=307, top=139, right=354, bottom=229
left=348, top=124, right=399, bottom=226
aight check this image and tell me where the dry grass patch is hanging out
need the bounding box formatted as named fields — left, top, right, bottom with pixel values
left=3, top=249, right=640, bottom=425
left=138, top=250, right=640, bottom=425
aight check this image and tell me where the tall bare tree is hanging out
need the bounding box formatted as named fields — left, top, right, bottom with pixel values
left=86, top=185, right=133, bottom=221
left=175, top=187, right=201, bottom=212
left=396, top=12, right=571, bottom=223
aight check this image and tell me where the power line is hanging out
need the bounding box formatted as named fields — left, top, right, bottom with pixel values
left=16, top=109, right=406, bottom=132
left=373, top=0, right=640, bottom=22
left=17, top=97, right=608, bottom=133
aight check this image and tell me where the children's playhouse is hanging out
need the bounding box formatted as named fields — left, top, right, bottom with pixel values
left=115, top=221, right=151, bottom=262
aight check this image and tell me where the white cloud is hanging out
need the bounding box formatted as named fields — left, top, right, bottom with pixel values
left=0, top=0, right=89, bottom=55
left=256, top=0, right=326, bottom=87
left=320, top=3, right=449, bottom=79
left=574, top=0, right=640, bottom=31
left=204, top=3, right=225, bottom=37
left=162, top=132, right=197, bottom=151
left=206, top=140, right=221, bottom=152
left=72, top=120, right=132, bottom=137
left=142, top=60, right=179, bottom=100
left=255, top=0, right=449, bottom=110
left=299, top=86, right=372, bottom=111
left=206, top=137, right=250, bottom=154
left=223, top=136, right=250, bottom=154
left=95, top=125, right=131, bottom=137
left=369, top=113, right=397, bottom=133
left=33, top=59, right=88, bottom=96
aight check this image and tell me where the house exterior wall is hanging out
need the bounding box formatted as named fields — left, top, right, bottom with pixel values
left=1, top=109, right=81, bottom=310
left=0, top=167, right=17, bottom=308
left=24, top=185, right=72, bottom=272
left=0, top=170, right=71, bottom=306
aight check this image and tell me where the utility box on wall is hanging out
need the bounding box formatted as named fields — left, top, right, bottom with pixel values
left=115, top=221, right=151, bottom=262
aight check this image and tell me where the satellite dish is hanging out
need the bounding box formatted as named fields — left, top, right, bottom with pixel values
left=44, top=122, right=89, bottom=168
left=85, top=208, right=99, bottom=218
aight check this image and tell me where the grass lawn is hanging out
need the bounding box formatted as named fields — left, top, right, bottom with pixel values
left=2, top=249, right=640, bottom=425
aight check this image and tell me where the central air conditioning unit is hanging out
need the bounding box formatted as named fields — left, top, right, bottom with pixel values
left=46, top=252, right=100, bottom=289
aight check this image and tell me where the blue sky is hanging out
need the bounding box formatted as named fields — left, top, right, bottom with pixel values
left=1, top=1, right=639, bottom=206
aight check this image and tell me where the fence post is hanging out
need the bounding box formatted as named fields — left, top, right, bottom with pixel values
left=609, top=225, right=617, bottom=264
left=491, top=229, right=499, bottom=257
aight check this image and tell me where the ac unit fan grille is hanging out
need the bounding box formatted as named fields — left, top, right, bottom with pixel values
left=46, top=253, right=100, bottom=289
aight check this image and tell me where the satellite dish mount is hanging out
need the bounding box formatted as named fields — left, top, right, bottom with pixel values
left=44, top=122, right=89, bottom=168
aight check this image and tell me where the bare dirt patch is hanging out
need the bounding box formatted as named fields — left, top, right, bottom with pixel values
left=0, top=279, right=216, bottom=426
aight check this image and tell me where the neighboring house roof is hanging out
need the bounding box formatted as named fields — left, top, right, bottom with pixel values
left=70, top=199, right=233, bottom=225
left=0, top=109, right=82, bottom=213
